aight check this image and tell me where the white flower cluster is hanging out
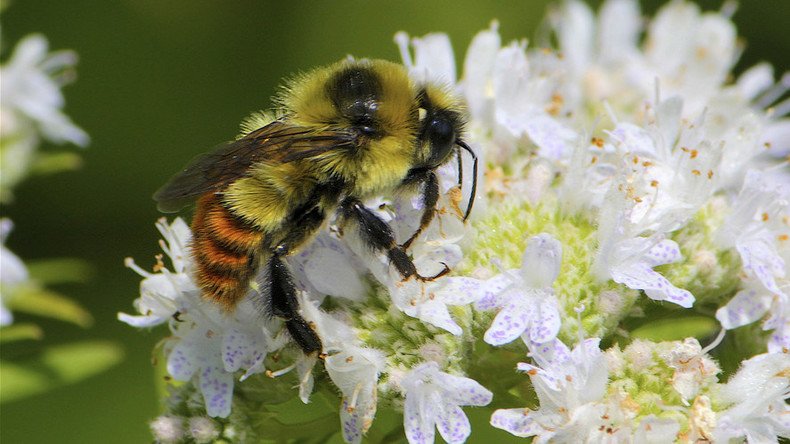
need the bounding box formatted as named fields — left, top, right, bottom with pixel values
left=124, top=1, right=790, bottom=443
left=1, top=34, right=89, bottom=200
left=0, top=30, right=88, bottom=325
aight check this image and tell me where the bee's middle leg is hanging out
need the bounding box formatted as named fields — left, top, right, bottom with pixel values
left=339, top=196, right=449, bottom=282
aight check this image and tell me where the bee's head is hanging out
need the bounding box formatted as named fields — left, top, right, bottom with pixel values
left=416, top=86, right=465, bottom=169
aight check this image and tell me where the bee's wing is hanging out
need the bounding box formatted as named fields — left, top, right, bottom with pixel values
left=153, top=121, right=356, bottom=212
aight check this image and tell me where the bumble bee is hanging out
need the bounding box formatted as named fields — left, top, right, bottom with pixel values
left=154, top=59, right=477, bottom=355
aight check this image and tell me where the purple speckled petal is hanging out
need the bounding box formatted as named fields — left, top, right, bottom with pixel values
left=436, top=373, right=493, bottom=406
left=529, top=297, right=560, bottom=344
left=438, top=277, right=488, bottom=305
left=404, top=389, right=436, bottom=444
left=768, top=324, right=790, bottom=354
left=199, top=364, right=233, bottom=418
left=715, top=288, right=773, bottom=329
left=490, top=408, right=543, bottom=438
left=166, top=340, right=198, bottom=381
left=221, top=327, right=250, bottom=373
left=436, top=403, right=471, bottom=444
left=737, top=235, right=786, bottom=297
left=484, top=297, right=533, bottom=346
left=474, top=274, right=512, bottom=311
left=612, top=263, right=694, bottom=308
left=644, top=239, right=682, bottom=267
left=340, top=399, right=363, bottom=444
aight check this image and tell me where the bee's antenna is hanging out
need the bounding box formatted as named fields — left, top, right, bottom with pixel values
left=455, top=140, right=478, bottom=221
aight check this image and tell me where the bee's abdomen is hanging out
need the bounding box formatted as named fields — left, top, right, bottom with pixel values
left=191, top=193, right=264, bottom=310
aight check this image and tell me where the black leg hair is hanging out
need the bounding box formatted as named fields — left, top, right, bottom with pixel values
left=339, top=197, right=449, bottom=281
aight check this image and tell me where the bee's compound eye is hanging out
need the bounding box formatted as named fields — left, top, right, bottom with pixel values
left=427, top=117, right=455, bottom=166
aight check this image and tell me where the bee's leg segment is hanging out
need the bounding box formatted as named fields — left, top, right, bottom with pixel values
left=339, top=197, right=448, bottom=282
left=266, top=253, right=322, bottom=355
left=400, top=169, right=439, bottom=250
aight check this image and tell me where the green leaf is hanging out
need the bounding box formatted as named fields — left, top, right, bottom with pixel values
left=0, top=323, right=44, bottom=343
left=7, top=285, right=93, bottom=328
left=26, top=258, right=94, bottom=285
left=631, top=316, right=719, bottom=342
left=0, top=340, right=124, bottom=403
left=30, top=151, right=83, bottom=175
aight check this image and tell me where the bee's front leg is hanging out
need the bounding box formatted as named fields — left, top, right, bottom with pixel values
left=399, top=169, right=439, bottom=251
left=339, top=196, right=448, bottom=282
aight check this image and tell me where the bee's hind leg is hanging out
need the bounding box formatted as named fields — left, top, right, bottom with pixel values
left=263, top=252, right=323, bottom=355
left=259, top=205, right=327, bottom=356
left=339, top=196, right=448, bottom=282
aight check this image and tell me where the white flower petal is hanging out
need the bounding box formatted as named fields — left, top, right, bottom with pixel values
left=117, top=312, right=167, bottom=328
left=303, top=244, right=367, bottom=301
left=520, top=233, right=562, bottom=288
left=635, top=416, right=681, bottom=443
left=462, top=21, right=500, bottom=122
left=413, top=299, right=463, bottom=336
left=411, top=33, right=456, bottom=85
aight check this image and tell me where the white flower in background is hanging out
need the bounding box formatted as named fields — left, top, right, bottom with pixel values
left=0, top=34, right=89, bottom=198
left=712, top=352, right=790, bottom=443
left=552, top=0, right=738, bottom=120
left=476, top=233, right=561, bottom=346
left=0, top=219, right=29, bottom=326
left=399, top=362, right=492, bottom=444
left=490, top=337, right=609, bottom=441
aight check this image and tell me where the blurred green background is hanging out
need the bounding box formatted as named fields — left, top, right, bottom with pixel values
left=1, top=1, right=788, bottom=442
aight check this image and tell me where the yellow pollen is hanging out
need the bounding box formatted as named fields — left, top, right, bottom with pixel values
left=690, top=149, right=698, bottom=159
left=762, top=213, right=770, bottom=222
left=778, top=234, right=788, bottom=242
left=691, top=169, right=701, bottom=176
left=346, top=356, right=354, bottom=363
left=650, top=180, right=659, bottom=187
left=591, top=137, right=604, bottom=148
left=707, top=170, right=714, bottom=179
